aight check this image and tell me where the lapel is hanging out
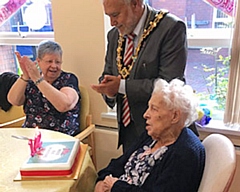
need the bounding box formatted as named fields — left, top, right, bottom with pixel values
left=129, top=6, right=159, bottom=78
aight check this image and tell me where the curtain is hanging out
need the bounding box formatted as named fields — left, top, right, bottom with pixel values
left=224, top=0, right=240, bottom=126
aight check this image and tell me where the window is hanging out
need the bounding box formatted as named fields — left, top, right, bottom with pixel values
left=0, top=0, right=53, bottom=74
left=213, top=9, right=232, bottom=28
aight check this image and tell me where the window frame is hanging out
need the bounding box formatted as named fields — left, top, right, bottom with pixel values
left=0, top=32, right=54, bottom=45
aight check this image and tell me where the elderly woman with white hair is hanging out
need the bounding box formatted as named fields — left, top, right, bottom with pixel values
left=94, top=78, right=205, bottom=192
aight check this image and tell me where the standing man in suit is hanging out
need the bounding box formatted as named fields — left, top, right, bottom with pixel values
left=92, top=0, right=188, bottom=152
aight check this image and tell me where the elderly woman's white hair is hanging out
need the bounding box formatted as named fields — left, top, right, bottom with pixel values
left=153, top=78, right=199, bottom=127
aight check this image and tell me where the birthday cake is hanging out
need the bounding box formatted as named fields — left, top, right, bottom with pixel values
left=20, top=140, right=80, bottom=177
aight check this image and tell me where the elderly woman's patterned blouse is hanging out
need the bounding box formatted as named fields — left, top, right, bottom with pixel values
left=119, top=139, right=168, bottom=186
left=23, top=71, right=81, bottom=136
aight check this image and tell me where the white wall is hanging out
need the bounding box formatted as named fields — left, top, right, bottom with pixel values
left=94, top=127, right=122, bottom=171
left=230, top=153, right=240, bottom=191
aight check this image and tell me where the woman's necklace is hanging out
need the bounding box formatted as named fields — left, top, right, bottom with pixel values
left=116, top=9, right=168, bottom=79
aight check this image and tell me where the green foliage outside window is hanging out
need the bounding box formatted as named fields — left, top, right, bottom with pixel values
left=195, top=47, right=230, bottom=111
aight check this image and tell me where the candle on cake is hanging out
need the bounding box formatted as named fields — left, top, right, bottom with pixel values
left=28, top=126, right=42, bottom=157
left=34, top=126, right=42, bottom=150
left=28, top=139, right=35, bottom=157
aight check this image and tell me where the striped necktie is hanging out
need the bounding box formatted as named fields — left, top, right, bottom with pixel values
left=122, top=33, right=135, bottom=127
left=123, top=33, right=135, bottom=65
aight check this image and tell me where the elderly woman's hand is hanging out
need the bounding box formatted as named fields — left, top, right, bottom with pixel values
left=15, top=52, right=41, bottom=82
left=15, top=52, right=29, bottom=79
left=103, top=175, right=118, bottom=191
left=94, top=180, right=110, bottom=192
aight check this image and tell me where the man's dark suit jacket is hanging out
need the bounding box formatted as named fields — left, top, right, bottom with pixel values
left=100, top=6, right=188, bottom=147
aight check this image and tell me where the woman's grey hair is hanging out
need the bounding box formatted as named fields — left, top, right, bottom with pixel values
left=153, top=78, right=199, bottom=127
left=37, top=40, right=62, bottom=59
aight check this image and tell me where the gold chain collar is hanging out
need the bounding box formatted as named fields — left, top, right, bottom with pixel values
left=117, top=10, right=168, bottom=79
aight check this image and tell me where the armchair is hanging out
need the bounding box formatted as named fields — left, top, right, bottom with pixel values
left=75, top=85, right=96, bottom=167
left=0, top=105, right=25, bottom=128
left=198, top=134, right=236, bottom=192
left=0, top=72, right=25, bottom=128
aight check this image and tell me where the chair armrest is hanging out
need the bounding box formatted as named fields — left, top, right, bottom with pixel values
left=75, top=123, right=96, bottom=166
left=0, top=116, right=26, bottom=128
left=75, top=124, right=95, bottom=140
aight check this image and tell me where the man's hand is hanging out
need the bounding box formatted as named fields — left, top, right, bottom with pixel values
left=91, top=75, right=121, bottom=97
